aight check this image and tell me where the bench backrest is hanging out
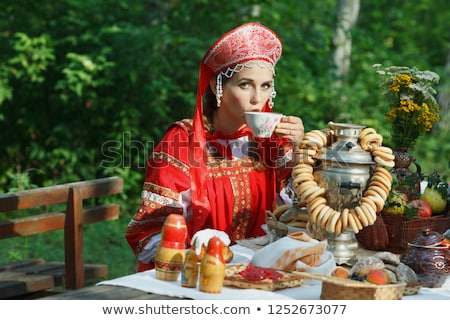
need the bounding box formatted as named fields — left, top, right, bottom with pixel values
left=0, top=176, right=123, bottom=289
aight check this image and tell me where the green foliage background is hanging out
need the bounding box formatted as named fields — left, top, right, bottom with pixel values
left=1, top=0, right=449, bottom=279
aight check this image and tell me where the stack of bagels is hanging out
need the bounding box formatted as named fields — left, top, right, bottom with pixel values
left=271, top=203, right=310, bottom=229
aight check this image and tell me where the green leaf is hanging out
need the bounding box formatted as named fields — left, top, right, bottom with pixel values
left=404, top=205, right=418, bottom=220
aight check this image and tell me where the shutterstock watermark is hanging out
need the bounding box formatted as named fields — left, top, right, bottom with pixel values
left=99, top=131, right=353, bottom=170
left=100, top=132, right=155, bottom=169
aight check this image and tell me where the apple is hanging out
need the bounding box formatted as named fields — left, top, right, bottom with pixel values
left=366, top=269, right=391, bottom=285
left=331, top=266, right=350, bottom=279
left=410, top=199, right=432, bottom=218
left=441, top=239, right=450, bottom=248
left=442, top=230, right=450, bottom=247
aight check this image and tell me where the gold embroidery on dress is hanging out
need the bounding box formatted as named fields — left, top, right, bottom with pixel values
left=152, top=152, right=190, bottom=175
left=142, top=181, right=179, bottom=201
left=228, top=170, right=252, bottom=240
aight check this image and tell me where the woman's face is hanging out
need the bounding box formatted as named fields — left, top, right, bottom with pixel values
left=216, top=61, right=274, bottom=130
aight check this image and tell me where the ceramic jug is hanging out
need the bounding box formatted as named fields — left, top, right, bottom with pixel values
left=401, top=228, right=450, bottom=288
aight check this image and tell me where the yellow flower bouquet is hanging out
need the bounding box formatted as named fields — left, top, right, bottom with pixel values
left=375, top=65, right=441, bottom=148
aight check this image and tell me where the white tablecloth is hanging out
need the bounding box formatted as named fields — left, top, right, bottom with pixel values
left=98, top=245, right=450, bottom=300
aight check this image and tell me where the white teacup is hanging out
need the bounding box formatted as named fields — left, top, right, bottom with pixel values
left=245, top=111, right=283, bottom=138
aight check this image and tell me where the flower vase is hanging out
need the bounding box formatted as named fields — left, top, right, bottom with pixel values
left=392, top=147, right=422, bottom=200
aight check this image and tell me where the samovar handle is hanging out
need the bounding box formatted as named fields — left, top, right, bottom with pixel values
left=340, top=181, right=361, bottom=189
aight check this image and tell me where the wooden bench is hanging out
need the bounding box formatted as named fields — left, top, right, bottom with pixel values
left=0, top=176, right=123, bottom=299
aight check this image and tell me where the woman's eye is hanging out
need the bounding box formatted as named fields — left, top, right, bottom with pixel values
left=262, top=83, right=271, bottom=89
left=239, top=82, right=249, bottom=89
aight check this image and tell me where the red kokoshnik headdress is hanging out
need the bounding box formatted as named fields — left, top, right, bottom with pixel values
left=190, top=22, right=282, bottom=232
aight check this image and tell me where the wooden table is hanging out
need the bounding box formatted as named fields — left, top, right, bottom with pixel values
left=36, top=241, right=450, bottom=300
left=39, top=284, right=185, bottom=300
left=38, top=277, right=450, bottom=301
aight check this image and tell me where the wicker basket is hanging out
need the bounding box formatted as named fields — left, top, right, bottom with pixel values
left=294, top=272, right=406, bottom=300
left=357, top=211, right=450, bottom=253
left=403, top=281, right=422, bottom=296
left=355, top=213, right=389, bottom=250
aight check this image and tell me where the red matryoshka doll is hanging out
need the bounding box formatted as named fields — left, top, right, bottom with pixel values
left=199, top=236, right=226, bottom=293
left=155, top=214, right=187, bottom=281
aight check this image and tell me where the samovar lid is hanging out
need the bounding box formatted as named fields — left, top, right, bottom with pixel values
left=328, top=122, right=365, bottom=134
left=318, top=122, right=374, bottom=164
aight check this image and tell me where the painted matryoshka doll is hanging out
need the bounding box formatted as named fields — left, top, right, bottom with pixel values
left=155, top=214, right=187, bottom=281
left=199, top=236, right=226, bottom=293
left=181, top=241, right=199, bottom=288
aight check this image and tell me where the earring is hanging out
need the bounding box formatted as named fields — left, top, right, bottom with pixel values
left=269, top=79, right=276, bottom=109
left=216, top=73, right=223, bottom=108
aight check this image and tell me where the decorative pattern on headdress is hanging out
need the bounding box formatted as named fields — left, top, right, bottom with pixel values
left=203, top=23, right=282, bottom=74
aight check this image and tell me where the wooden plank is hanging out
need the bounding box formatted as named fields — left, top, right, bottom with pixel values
left=40, top=263, right=108, bottom=287
left=38, top=285, right=143, bottom=300
left=0, top=271, right=26, bottom=280
left=0, top=187, right=70, bottom=212
left=0, top=205, right=119, bottom=240
left=0, top=213, right=65, bottom=239
left=0, top=274, right=55, bottom=299
left=65, top=186, right=84, bottom=289
left=19, top=289, right=64, bottom=299
left=11, top=262, right=66, bottom=275
left=9, top=262, right=108, bottom=287
left=0, top=259, right=45, bottom=272
left=0, top=176, right=123, bottom=212
left=30, top=263, right=67, bottom=286
left=83, top=264, right=109, bottom=280
left=0, top=262, right=109, bottom=298
left=38, top=285, right=183, bottom=300
left=71, top=177, right=123, bottom=200
left=82, top=204, right=120, bottom=224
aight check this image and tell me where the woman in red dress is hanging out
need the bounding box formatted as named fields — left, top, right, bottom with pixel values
left=126, top=22, right=304, bottom=271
